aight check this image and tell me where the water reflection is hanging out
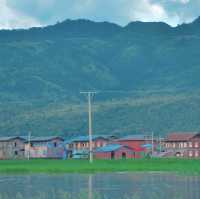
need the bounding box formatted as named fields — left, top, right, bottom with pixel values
left=0, top=173, right=199, bottom=199
left=88, top=174, right=92, bottom=199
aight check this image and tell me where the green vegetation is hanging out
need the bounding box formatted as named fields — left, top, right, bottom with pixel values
left=1, top=91, right=200, bottom=136
left=1, top=18, right=200, bottom=136
left=0, top=159, right=200, bottom=174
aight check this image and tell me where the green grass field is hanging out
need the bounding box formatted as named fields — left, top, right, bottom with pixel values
left=0, top=158, right=200, bottom=174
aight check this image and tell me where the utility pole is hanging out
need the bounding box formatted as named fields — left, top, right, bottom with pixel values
left=159, top=135, right=162, bottom=153
left=27, top=131, right=31, bottom=160
left=151, top=131, right=154, bottom=157
left=80, top=91, right=97, bottom=163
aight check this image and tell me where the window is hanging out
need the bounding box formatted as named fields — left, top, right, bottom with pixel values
left=189, top=142, right=192, bottom=148
left=14, top=142, right=17, bottom=147
left=14, top=151, right=18, bottom=155
left=179, top=143, right=183, bottom=148
left=189, top=151, right=193, bottom=157
left=184, top=143, right=187, bottom=148
left=195, top=142, right=199, bottom=148
left=195, top=151, right=199, bottom=157
left=173, top=143, right=176, bottom=148
left=96, top=142, right=101, bottom=147
left=54, top=142, right=57, bottom=147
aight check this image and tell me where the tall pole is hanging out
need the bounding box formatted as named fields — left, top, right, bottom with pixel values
left=159, top=135, right=162, bottom=153
left=88, top=92, right=93, bottom=163
left=151, top=131, right=154, bottom=157
left=28, top=131, right=31, bottom=160
left=80, top=91, right=96, bottom=163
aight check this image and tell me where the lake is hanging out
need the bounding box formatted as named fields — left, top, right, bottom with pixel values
left=0, top=173, right=199, bottom=199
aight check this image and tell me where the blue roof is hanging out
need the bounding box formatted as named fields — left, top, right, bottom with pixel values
left=141, top=144, right=152, bottom=148
left=72, top=149, right=89, bottom=155
left=64, top=139, right=73, bottom=144
left=95, top=144, right=124, bottom=152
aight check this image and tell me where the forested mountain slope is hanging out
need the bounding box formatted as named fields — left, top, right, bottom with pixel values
left=0, top=18, right=200, bottom=136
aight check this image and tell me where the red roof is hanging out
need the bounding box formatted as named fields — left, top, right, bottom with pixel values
left=166, top=133, right=197, bottom=141
left=134, top=147, right=145, bottom=152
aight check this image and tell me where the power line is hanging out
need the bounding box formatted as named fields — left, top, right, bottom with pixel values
left=91, top=89, right=193, bottom=94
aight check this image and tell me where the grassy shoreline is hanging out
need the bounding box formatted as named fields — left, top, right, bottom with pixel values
left=0, top=159, right=200, bottom=174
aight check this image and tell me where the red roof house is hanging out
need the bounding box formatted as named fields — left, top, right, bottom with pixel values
left=164, top=132, right=200, bottom=158
left=95, top=144, right=135, bottom=160
left=115, top=135, right=154, bottom=158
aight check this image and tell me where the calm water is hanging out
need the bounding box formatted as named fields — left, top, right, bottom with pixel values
left=0, top=173, right=199, bottom=199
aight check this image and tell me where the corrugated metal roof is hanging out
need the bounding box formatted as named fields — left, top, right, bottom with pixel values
left=166, top=133, right=197, bottom=141
left=0, top=136, right=27, bottom=142
left=25, top=136, right=64, bottom=143
left=95, top=144, right=125, bottom=152
left=70, top=135, right=109, bottom=142
left=64, top=135, right=116, bottom=144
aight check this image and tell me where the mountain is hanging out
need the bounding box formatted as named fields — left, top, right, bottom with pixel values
left=0, top=18, right=200, bottom=136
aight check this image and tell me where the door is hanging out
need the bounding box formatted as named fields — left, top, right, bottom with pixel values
left=111, top=151, right=115, bottom=159
left=122, top=152, right=126, bottom=159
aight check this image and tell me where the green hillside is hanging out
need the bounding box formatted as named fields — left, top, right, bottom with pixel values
left=0, top=18, right=200, bottom=136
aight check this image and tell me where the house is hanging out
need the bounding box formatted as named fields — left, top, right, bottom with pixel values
left=0, top=136, right=27, bottom=159
left=164, top=132, right=200, bottom=158
left=115, top=135, right=155, bottom=158
left=67, top=135, right=111, bottom=150
left=66, top=135, right=115, bottom=159
left=24, top=136, right=64, bottom=159
left=95, top=144, right=135, bottom=159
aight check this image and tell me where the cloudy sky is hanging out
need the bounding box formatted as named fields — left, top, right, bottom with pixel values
left=0, top=0, right=200, bottom=29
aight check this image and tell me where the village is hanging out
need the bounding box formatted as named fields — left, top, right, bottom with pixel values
left=0, top=132, right=200, bottom=160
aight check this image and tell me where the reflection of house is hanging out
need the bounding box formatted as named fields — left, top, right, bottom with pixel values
left=25, top=136, right=64, bottom=159
left=0, top=136, right=26, bottom=159
left=115, top=135, right=154, bottom=158
left=164, top=133, right=200, bottom=158
left=95, top=144, right=135, bottom=159
left=66, top=135, right=116, bottom=159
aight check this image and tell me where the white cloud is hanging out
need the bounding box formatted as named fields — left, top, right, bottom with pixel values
left=128, top=0, right=167, bottom=22
left=0, top=0, right=40, bottom=29
left=171, top=0, right=190, bottom=4
left=180, top=0, right=190, bottom=3
left=127, top=0, right=181, bottom=26
left=0, top=0, right=200, bottom=29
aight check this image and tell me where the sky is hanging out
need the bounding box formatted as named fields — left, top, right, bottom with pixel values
left=0, top=0, right=200, bottom=29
